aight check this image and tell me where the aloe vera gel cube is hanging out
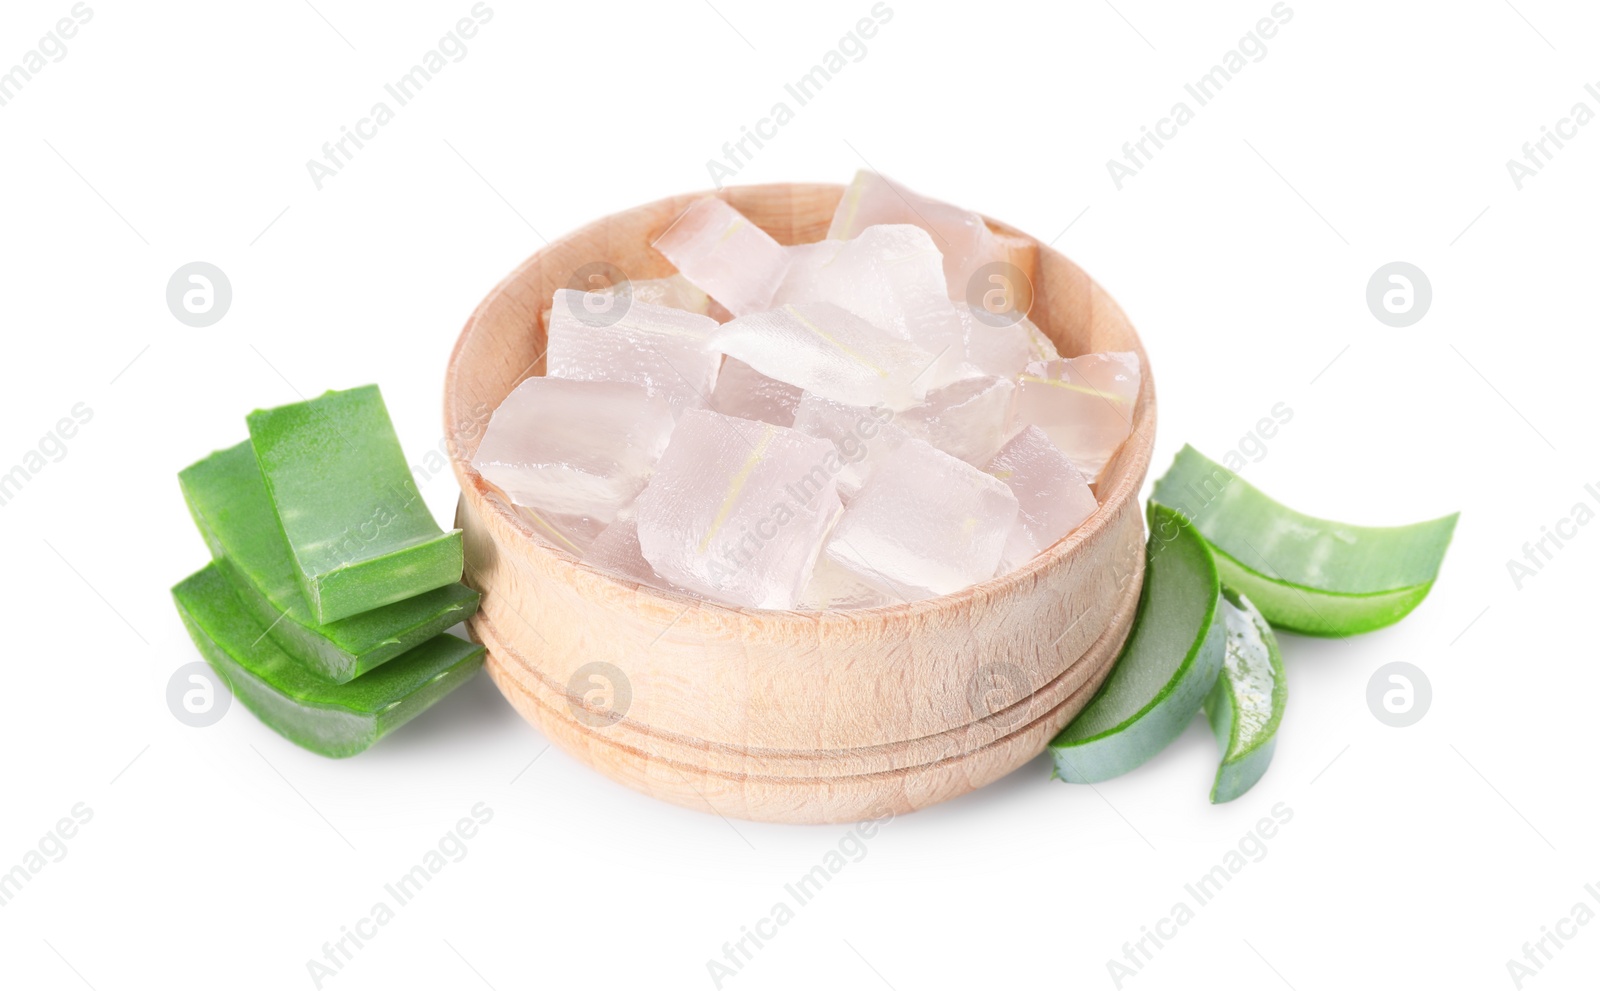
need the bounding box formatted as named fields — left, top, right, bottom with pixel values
left=247, top=386, right=464, bottom=624
left=179, top=442, right=480, bottom=683
left=172, top=565, right=485, bottom=758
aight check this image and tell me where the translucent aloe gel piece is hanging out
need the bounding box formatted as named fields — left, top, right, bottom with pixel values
left=247, top=385, right=465, bottom=625
left=1204, top=588, right=1287, bottom=803
left=1150, top=445, right=1457, bottom=636
left=172, top=565, right=484, bottom=758
left=1050, top=504, right=1226, bottom=784
left=179, top=442, right=479, bottom=683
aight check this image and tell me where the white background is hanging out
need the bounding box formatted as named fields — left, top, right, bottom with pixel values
left=2, top=1, right=1596, bottom=988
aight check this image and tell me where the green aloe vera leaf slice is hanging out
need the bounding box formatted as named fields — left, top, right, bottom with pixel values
left=1208, top=551, right=1432, bottom=637
left=1050, top=504, right=1226, bottom=784
left=172, top=564, right=485, bottom=758
left=1204, top=587, right=1287, bottom=803
left=247, top=385, right=464, bottom=624
left=179, top=442, right=480, bottom=683
left=1149, top=445, right=1458, bottom=636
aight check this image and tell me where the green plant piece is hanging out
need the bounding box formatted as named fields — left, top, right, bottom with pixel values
left=172, top=564, right=484, bottom=758
left=1150, top=445, right=1457, bottom=636
left=247, top=385, right=464, bottom=625
left=1204, top=588, right=1287, bottom=803
left=1050, top=504, right=1225, bottom=784
left=180, top=442, right=480, bottom=683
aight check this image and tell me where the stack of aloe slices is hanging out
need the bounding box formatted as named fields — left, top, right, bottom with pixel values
left=1051, top=446, right=1457, bottom=802
left=173, top=386, right=484, bottom=758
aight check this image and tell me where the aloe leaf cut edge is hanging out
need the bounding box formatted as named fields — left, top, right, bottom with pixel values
left=1204, top=587, right=1287, bottom=803
left=1050, top=503, right=1226, bottom=784
left=172, top=564, right=485, bottom=758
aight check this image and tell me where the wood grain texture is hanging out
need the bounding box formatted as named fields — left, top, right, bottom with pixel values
left=444, top=182, right=1157, bottom=823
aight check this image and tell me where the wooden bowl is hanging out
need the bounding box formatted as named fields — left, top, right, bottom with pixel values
left=445, top=183, right=1156, bottom=824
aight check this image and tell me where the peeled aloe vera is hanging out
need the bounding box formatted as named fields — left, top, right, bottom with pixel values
left=1050, top=504, right=1225, bottom=783
left=1204, top=589, right=1286, bottom=803
left=1151, top=446, right=1457, bottom=636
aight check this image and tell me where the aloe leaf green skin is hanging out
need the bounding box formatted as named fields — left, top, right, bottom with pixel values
left=1204, top=588, right=1287, bottom=803
left=247, top=385, right=465, bottom=625
left=172, top=565, right=485, bottom=758
left=1150, top=445, right=1458, bottom=636
left=1050, top=504, right=1226, bottom=784
left=180, top=442, right=480, bottom=683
